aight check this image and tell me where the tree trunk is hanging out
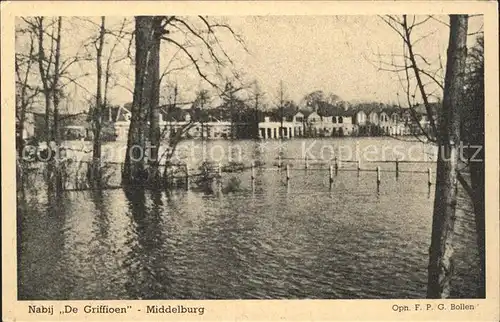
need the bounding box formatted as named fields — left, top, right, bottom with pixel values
left=122, top=16, right=154, bottom=185
left=467, top=55, right=485, bottom=298
left=148, top=18, right=162, bottom=169
left=52, top=17, right=62, bottom=147
left=51, top=17, right=63, bottom=192
left=230, top=93, right=234, bottom=139
left=44, top=95, right=52, bottom=142
left=36, top=18, right=52, bottom=143
left=88, top=17, right=106, bottom=187
left=470, top=138, right=485, bottom=298
left=16, top=95, right=27, bottom=157
left=17, top=113, right=26, bottom=157
left=16, top=34, right=36, bottom=157
left=254, top=93, right=259, bottom=139
left=427, top=15, right=468, bottom=299
left=93, top=17, right=105, bottom=162
left=279, top=80, right=285, bottom=139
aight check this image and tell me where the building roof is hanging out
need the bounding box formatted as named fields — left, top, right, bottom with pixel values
left=33, top=112, right=91, bottom=128
left=315, top=101, right=352, bottom=117
left=298, top=109, right=312, bottom=118
left=381, top=106, right=401, bottom=115
left=114, top=106, right=131, bottom=122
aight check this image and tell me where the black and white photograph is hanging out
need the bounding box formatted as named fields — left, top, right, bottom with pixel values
left=4, top=2, right=499, bottom=319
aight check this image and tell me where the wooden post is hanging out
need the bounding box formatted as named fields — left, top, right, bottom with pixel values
left=251, top=161, right=255, bottom=181
left=395, top=158, right=399, bottom=179
left=305, top=156, right=308, bottom=170
left=428, top=168, right=432, bottom=186
left=334, top=157, right=339, bottom=175
left=376, top=166, right=381, bottom=186
left=357, top=159, right=361, bottom=175
left=286, top=163, right=290, bottom=181
left=218, top=162, right=222, bottom=178
left=185, top=164, right=189, bottom=190
left=278, top=155, right=282, bottom=171
left=329, top=164, right=334, bottom=184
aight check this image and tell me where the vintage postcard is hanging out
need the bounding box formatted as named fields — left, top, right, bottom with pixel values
left=1, top=1, right=499, bottom=321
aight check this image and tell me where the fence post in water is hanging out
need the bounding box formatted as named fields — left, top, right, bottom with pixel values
left=286, top=164, right=290, bottom=182
left=185, top=164, right=190, bottom=190
left=395, top=158, right=399, bottom=179
left=428, top=168, right=432, bottom=186
left=376, top=166, right=381, bottom=186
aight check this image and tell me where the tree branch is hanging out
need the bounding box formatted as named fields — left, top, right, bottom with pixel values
left=161, top=36, right=218, bottom=89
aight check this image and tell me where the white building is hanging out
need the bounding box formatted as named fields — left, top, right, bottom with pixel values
left=258, top=116, right=297, bottom=139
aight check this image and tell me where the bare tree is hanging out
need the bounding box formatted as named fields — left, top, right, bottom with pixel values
left=94, top=17, right=105, bottom=161
left=147, top=17, right=163, bottom=174
left=193, top=89, right=210, bottom=140
left=20, top=16, right=64, bottom=190
left=21, top=17, right=92, bottom=144
left=277, top=80, right=286, bottom=139
left=302, top=90, right=326, bottom=110
left=83, top=17, right=107, bottom=187
left=427, top=15, right=469, bottom=298
left=461, top=35, right=485, bottom=298
left=251, top=80, right=264, bottom=139
left=380, top=14, right=473, bottom=298
left=220, top=81, right=245, bottom=139
left=103, top=19, right=130, bottom=121
left=377, top=15, right=443, bottom=143
left=15, top=29, right=39, bottom=156
left=157, top=85, right=196, bottom=170
left=122, top=15, right=247, bottom=186
left=33, top=17, right=56, bottom=143
left=122, top=16, right=156, bottom=185
left=52, top=17, right=63, bottom=146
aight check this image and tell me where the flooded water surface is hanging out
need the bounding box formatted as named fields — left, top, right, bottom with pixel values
left=17, top=138, right=480, bottom=299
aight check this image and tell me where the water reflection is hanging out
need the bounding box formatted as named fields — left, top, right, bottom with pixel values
left=17, top=138, right=480, bottom=299
left=18, top=182, right=71, bottom=299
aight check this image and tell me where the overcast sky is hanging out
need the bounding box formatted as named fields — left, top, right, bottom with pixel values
left=17, top=15, right=484, bottom=111
left=221, top=15, right=483, bottom=105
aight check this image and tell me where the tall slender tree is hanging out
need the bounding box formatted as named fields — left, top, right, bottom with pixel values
left=462, top=35, right=485, bottom=297
left=52, top=17, right=63, bottom=147
left=277, top=81, right=285, bottom=139
left=252, top=81, right=263, bottom=139
left=426, top=15, right=469, bottom=298
left=122, top=16, right=156, bottom=185
left=35, top=17, right=54, bottom=143
left=380, top=14, right=474, bottom=298
left=122, top=16, right=246, bottom=185
left=15, top=29, right=38, bottom=156
left=93, top=17, right=105, bottom=162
